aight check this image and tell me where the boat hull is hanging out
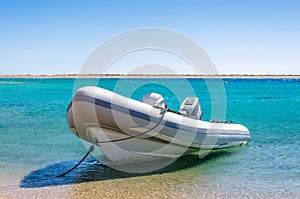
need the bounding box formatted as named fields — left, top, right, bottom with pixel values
left=67, top=86, right=250, bottom=163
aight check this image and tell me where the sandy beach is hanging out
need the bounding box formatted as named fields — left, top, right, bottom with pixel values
left=0, top=74, right=300, bottom=79
left=0, top=166, right=277, bottom=199
left=1, top=161, right=292, bottom=199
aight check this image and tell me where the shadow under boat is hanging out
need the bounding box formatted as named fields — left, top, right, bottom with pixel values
left=20, top=147, right=247, bottom=188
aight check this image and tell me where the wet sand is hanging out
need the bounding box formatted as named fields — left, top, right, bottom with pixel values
left=0, top=169, right=287, bottom=199
left=0, top=152, right=239, bottom=198
left=0, top=171, right=264, bottom=199
left=1, top=152, right=294, bottom=199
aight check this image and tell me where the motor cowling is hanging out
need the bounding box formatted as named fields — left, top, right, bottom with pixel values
left=142, top=93, right=167, bottom=109
left=179, top=97, right=202, bottom=119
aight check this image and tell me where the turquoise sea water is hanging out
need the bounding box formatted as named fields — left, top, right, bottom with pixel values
left=0, top=78, right=299, bottom=197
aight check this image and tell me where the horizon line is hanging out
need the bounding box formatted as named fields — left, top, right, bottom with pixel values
left=1, top=74, right=300, bottom=79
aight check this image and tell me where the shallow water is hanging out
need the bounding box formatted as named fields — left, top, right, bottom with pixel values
left=0, top=78, right=299, bottom=198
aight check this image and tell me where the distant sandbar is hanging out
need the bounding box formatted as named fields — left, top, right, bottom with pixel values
left=1, top=74, right=300, bottom=79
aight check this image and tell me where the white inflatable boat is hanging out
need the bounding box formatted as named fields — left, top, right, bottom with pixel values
left=67, top=86, right=250, bottom=163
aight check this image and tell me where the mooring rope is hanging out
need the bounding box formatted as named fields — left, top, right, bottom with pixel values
left=0, top=107, right=167, bottom=191
left=55, top=145, right=95, bottom=177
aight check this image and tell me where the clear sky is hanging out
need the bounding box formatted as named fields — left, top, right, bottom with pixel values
left=0, top=0, right=299, bottom=75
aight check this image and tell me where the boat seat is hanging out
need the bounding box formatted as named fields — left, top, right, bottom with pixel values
left=179, top=97, right=202, bottom=119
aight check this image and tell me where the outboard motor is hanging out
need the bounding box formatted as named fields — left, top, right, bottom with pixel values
left=179, top=97, right=202, bottom=119
left=142, top=93, right=167, bottom=109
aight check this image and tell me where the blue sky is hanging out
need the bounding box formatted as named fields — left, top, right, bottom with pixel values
left=0, top=0, right=299, bottom=74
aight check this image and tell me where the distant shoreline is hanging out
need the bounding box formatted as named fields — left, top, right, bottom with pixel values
left=1, top=74, right=300, bottom=79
